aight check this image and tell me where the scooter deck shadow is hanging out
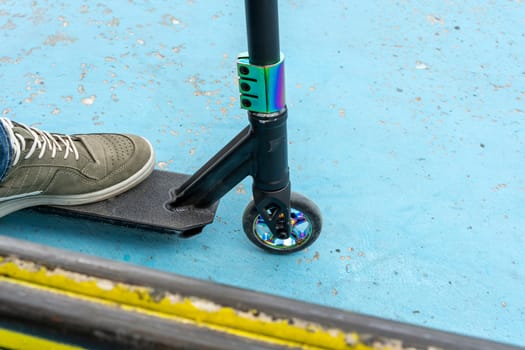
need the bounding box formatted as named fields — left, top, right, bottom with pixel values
left=34, top=170, right=219, bottom=236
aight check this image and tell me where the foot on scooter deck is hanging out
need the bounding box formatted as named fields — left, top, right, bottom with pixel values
left=34, top=170, right=219, bottom=236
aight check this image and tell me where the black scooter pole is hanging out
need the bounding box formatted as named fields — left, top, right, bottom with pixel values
left=244, top=0, right=281, bottom=65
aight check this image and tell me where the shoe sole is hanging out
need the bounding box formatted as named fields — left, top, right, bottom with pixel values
left=0, top=137, right=156, bottom=218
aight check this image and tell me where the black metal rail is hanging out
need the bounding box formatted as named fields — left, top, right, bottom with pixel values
left=0, top=235, right=522, bottom=350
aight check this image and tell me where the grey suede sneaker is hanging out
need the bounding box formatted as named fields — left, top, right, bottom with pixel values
left=0, top=118, right=155, bottom=217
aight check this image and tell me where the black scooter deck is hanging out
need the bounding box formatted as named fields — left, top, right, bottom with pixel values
left=35, top=170, right=219, bottom=236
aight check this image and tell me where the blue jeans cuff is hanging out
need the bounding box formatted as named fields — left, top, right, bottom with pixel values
left=0, top=120, right=12, bottom=182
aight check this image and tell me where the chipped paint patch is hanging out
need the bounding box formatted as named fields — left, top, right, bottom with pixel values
left=172, top=44, right=185, bottom=53
left=44, top=32, right=77, bottom=46
left=0, top=19, right=16, bottom=30
left=186, top=75, right=221, bottom=97
left=0, top=256, right=434, bottom=349
left=161, top=14, right=182, bottom=26
left=415, top=61, right=429, bottom=70
left=81, top=95, right=96, bottom=105
left=426, top=15, right=445, bottom=25
left=235, top=183, right=247, bottom=195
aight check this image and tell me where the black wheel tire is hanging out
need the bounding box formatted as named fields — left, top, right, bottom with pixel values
left=242, top=192, right=322, bottom=254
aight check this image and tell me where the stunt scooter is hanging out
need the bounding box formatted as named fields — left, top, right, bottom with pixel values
left=42, top=0, right=322, bottom=254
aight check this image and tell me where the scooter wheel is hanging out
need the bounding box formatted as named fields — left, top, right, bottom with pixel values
left=242, top=192, right=322, bottom=254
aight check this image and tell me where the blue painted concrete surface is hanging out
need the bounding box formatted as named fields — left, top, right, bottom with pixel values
left=1, top=0, right=524, bottom=346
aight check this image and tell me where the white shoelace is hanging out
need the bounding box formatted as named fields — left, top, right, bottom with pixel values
left=1, top=118, right=79, bottom=166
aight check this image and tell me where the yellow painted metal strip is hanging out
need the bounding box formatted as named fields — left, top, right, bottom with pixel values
left=0, top=276, right=336, bottom=350
left=0, top=328, right=85, bottom=350
left=0, top=256, right=408, bottom=350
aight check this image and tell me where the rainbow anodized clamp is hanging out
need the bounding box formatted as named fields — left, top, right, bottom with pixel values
left=237, top=52, right=286, bottom=114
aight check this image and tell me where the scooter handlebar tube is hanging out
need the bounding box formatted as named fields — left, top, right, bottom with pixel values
left=244, top=0, right=281, bottom=66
